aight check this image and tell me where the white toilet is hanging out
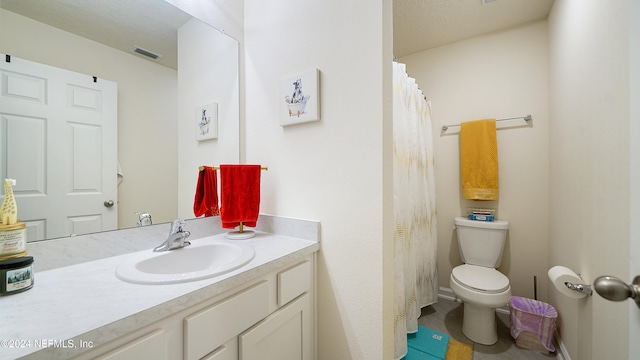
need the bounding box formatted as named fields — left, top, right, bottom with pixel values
left=450, top=216, right=511, bottom=345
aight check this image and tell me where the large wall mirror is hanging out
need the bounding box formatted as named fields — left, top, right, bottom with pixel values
left=0, top=0, right=240, bottom=241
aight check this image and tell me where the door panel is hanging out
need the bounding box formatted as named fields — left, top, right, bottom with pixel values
left=0, top=54, right=117, bottom=240
left=4, top=114, right=46, bottom=194
left=70, top=123, right=102, bottom=192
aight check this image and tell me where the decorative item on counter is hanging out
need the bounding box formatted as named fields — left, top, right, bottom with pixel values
left=1, top=179, right=18, bottom=225
left=0, top=222, right=27, bottom=261
left=466, top=208, right=495, bottom=221
left=0, top=256, right=34, bottom=296
left=0, top=179, right=27, bottom=261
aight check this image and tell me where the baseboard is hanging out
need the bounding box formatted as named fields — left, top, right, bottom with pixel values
left=554, top=329, right=571, bottom=360
left=437, top=287, right=572, bottom=360
left=438, top=286, right=457, bottom=302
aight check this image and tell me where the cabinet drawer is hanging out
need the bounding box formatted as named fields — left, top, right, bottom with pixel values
left=184, top=281, right=270, bottom=360
left=97, top=329, right=165, bottom=360
left=278, top=261, right=311, bottom=307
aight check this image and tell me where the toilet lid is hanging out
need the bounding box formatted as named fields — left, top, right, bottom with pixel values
left=452, top=264, right=510, bottom=293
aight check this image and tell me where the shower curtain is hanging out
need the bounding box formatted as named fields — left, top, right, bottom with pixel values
left=392, top=61, right=438, bottom=360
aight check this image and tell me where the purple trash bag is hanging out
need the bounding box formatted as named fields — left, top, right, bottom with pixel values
left=509, top=296, right=557, bottom=352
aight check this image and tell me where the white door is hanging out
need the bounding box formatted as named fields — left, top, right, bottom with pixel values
left=630, top=0, right=640, bottom=354
left=0, top=54, right=117, bottom=241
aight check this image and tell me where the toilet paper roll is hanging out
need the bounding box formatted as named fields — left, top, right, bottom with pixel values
left=548, top=265, right=588, bottom=299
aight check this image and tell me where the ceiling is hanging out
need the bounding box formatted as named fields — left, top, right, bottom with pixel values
left=0, top=0, right=192, bottom=69
left=393, top=0, right=555, bottom=58
left=2, top=0, right=554, bottom=67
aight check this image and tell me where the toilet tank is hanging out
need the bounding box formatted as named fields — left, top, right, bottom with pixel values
left=454, top=217, right=508, bottom=268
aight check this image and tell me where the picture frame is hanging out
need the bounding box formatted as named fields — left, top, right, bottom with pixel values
left=196, top=102, right=218, bottom=141
left=280, top=68, right=320, bottom=126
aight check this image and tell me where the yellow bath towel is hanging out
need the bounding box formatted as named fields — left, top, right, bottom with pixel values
left=460, top=119, right=499, bottom=200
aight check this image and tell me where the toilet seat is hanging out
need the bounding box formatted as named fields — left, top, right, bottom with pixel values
left=452, top=264, right=509, bottom=293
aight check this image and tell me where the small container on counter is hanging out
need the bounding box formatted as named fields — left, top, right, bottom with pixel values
left=0, top=222, right=27, bottom=259
left=0, top=256, right=34, bottom=296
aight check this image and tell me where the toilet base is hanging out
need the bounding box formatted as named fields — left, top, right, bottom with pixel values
left=461, top=302, right=498, bottom=345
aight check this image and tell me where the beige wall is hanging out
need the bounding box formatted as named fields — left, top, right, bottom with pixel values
left=401, top=21, right=550, bottom=301
left=243, top=1, right=394, bottom=359
left=0, top=8, right=178, bottom=229
left=548, top=1, right=630, bottom=359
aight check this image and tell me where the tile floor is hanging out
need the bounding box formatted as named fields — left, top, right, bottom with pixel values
left=418, top=298, right=558, bottom=360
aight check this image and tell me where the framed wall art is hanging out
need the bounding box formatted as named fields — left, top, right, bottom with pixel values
left=280, top=68, right=320, bottom=126
left=196, top=101, right=218, bottom=141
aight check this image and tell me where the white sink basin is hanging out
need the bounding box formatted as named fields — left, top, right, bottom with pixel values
left=116, top=239, right=255, bottom=285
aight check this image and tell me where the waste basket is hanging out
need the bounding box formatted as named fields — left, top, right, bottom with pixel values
left=508, top=296, right=557, bottom=353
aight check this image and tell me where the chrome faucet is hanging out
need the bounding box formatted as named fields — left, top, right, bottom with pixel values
left=136, top=212, right=152, bottom=226
left=153, top=219, right=191, bottom=252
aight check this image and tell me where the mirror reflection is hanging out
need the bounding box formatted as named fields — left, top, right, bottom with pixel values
left=0, top=0, right=240, bottom=241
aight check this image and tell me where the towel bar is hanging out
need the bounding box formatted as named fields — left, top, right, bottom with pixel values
left=199, top=165, right=268, bottom=171
left=442, top=115, right=532, bottom=131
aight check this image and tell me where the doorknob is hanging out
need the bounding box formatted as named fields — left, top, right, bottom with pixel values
left=104, top=200, right=115, bottom=208
left=593, top=275, right=640, bottom=308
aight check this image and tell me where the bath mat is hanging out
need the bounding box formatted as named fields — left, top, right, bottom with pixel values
left=407, top=326, right=449, bottom=359
left=445, top=339, right=473, bottom=360
left=404, top=336, right=473, bottom=360
left=405, top=347, right=440, bottom=360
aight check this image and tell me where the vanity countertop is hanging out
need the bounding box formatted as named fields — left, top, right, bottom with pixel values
left=0, top=231, right=319, bottom=359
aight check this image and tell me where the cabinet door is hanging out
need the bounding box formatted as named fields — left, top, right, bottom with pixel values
left=239, top=293, right=311, bottom=360
left=96, top=329, right=166, bottom=360
left=200, top=337, right=237, bottom=360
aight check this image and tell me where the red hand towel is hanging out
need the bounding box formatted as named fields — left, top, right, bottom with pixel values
left=193, top=167, right=220, bottom=217
left=220, top=164, right=261, bottom=229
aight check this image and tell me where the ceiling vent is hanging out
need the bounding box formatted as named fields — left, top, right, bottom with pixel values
left=132, top=46, right=163, bottom=61
left=481, top=0, right=498, bottom=4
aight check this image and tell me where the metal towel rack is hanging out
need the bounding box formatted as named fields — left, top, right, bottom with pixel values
left=199, top=165, right=268, bottom=171
left=442, top=115, right=532, bottom=131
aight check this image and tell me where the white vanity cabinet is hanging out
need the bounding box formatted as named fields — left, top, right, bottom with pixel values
left=186, top=260, right=313, bottom=360
left=73, top=256, right=315, bottom=360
